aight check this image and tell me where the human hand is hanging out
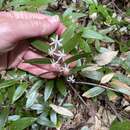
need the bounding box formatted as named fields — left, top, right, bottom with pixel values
left=0, top=11, right=67, bottom=79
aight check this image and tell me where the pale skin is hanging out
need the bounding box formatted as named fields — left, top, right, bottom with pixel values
left=0, top=11, right=73, bottom=79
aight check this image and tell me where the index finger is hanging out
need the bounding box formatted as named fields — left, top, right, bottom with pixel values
left=0, top=11, right=52, bottom=20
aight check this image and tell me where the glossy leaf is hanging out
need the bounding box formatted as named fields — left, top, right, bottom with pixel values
left=101, top=73, right=114, bottom=83
left=26, top=91, right=38, bottom=108
left=12, top=83, right=28, bottom=103
left=82, top=87, right=105, bottom=98
left=95, top=50, right=118, bottom=66
left=31, top=40, right=50, bottom=54
left=82, top=29, right=114, bottom=42
left=50, top=111, right=57, bottom=125
left=63, top=33, right=80, bottom=53
left=0, top=80, right=17, bottom=89
left=111, top=80, right=130, bottom=96
left=50, top=104, right=74, bottom=117
left=37, top=113, right=55, bottom=127
left=9, top=117, right=37, bottom=130
left=0, top=107, right=8, bottom=129
left=44, top=80, right=54, bottom=102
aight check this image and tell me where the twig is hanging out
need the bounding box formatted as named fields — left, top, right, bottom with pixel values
left=68, top=83, right=89, bottom=110
left=73, top=81, right=119, bottom=93
left=111, top=0, right=124, bottom=15
left=107, top=101, right=123, bottom=122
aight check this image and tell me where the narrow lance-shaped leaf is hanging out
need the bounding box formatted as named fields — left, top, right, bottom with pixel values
left=82, top=29, right=114, bottom=42
left=37, top=113, right=55, bottom=127
left=50, top=104, right=74, bottom=117
left=44, top=80, right=54, bottom=102
left=12, top=82, right=28, bottom=103
left=31, top=40, right=50, bottom=54
left=26, top=80, right=44, bottom=108
left=50, top=111, right=57, bottom=125
left=82, top=87, right=105, bottom=98
left=0, top=107, right=8, bottom=130
left=0, top=80, right=17, bottom=89
left=9, top=117, right=37, bottom=130
left=101, top=73, right=114, bottom=84
left=25, top=58, right=51, bottom=65
left=26, top=91, right=38, bottom=108
left=95, top=50, right=118, bottom=66
left=111, top=80, right=130, bottom=96
left=63, top=33, right=80, bottom=53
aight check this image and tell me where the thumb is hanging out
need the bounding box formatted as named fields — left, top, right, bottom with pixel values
left=11, top=15, right=60, bottom=40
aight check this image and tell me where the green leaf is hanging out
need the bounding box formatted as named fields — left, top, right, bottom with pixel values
left=10, top=117, right=37, bottom=130
left=82, top=29, right=114, bottom=42
left=8, top=115, right=20, bottom=121
left=62, top=25, right=76, bottom=45
left=26, top=91, right=38, bottom=108
left=31, top=40, right=50, bottom=54
left=44, top=80, right=54, bottom=102
left=12, top=82, right=28, bottom=103
left=50, top=104, right=74, bottom=117
left=50, top=111, right=57, bottom=125
left=25, top=58, right=51, bottom=64
left=0, top=0, right=4, bottom=9
left=37, top=113, right=55, bottom=127
left=0, top=80, right=17, bottom=89
left=26, top=80, right=44, bottom=108
left=0, top=107, right=8, bottom=129
left=82, top=87, right=105, bottom=98
left=56, top=79, right=67, bottom=96
left=79, top=39, right=91, bottom=53
left=29, top=80, right=44, bottom=94
left=110, top=119, right=130, bottom=130
left=63, top=33, right=80, bottom=53
left=64, top=52, right=87, bottom=64
left=111, top=80, right=130, bottom=96
left=81, top=70, right=104, bottom=81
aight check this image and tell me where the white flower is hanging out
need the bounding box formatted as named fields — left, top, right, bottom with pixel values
left=50, top=35, right=63, bottom=49
left=54, top=50, right=66, bottom=63
left=60, top=64, right=70, bottom=73
left=89, top=12, right=97, bottom=20
left=48, top=47, right=55, bottom=56
left=67, top=75, right=75, bottom=83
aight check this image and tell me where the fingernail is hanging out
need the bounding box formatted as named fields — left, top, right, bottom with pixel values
left=50, top=15, right=59, bottom=23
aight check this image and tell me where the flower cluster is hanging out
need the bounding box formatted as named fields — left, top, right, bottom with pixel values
left=49, top=35, right=76, bottom=82
left=49, top=35, right=69, bottom=69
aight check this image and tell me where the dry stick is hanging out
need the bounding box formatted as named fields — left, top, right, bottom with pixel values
left=68, top=82, right=109, bottom=125
left=73, top=81, right=123, bottom=121
left=73, top=81, right=119, bottom=92
left=111, top=0, right=124, bottom=15
left=68, top=83, right=90, bottom=110
left=107, top=101, right=123, bottom=122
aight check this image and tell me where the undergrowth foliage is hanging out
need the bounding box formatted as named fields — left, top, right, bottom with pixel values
left=0, top=0, right=130, bottom=130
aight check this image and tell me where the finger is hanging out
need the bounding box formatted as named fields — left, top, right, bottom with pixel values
left=11, top=17, right=60, bottom=40
left=0, top=53, right=8, bottom=71
left=8, top=41, right=29, bottom=69
left=23, top=49, right=61, bottom=72
left=40, top=72, right=57, bottom=79
left=0, top=11, right=52, bottom=20
left=18, top=62, right=57, bottom=79
left=56, top=23, right=66, bottom=35
left=0, top=11, right=66, bottom=36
